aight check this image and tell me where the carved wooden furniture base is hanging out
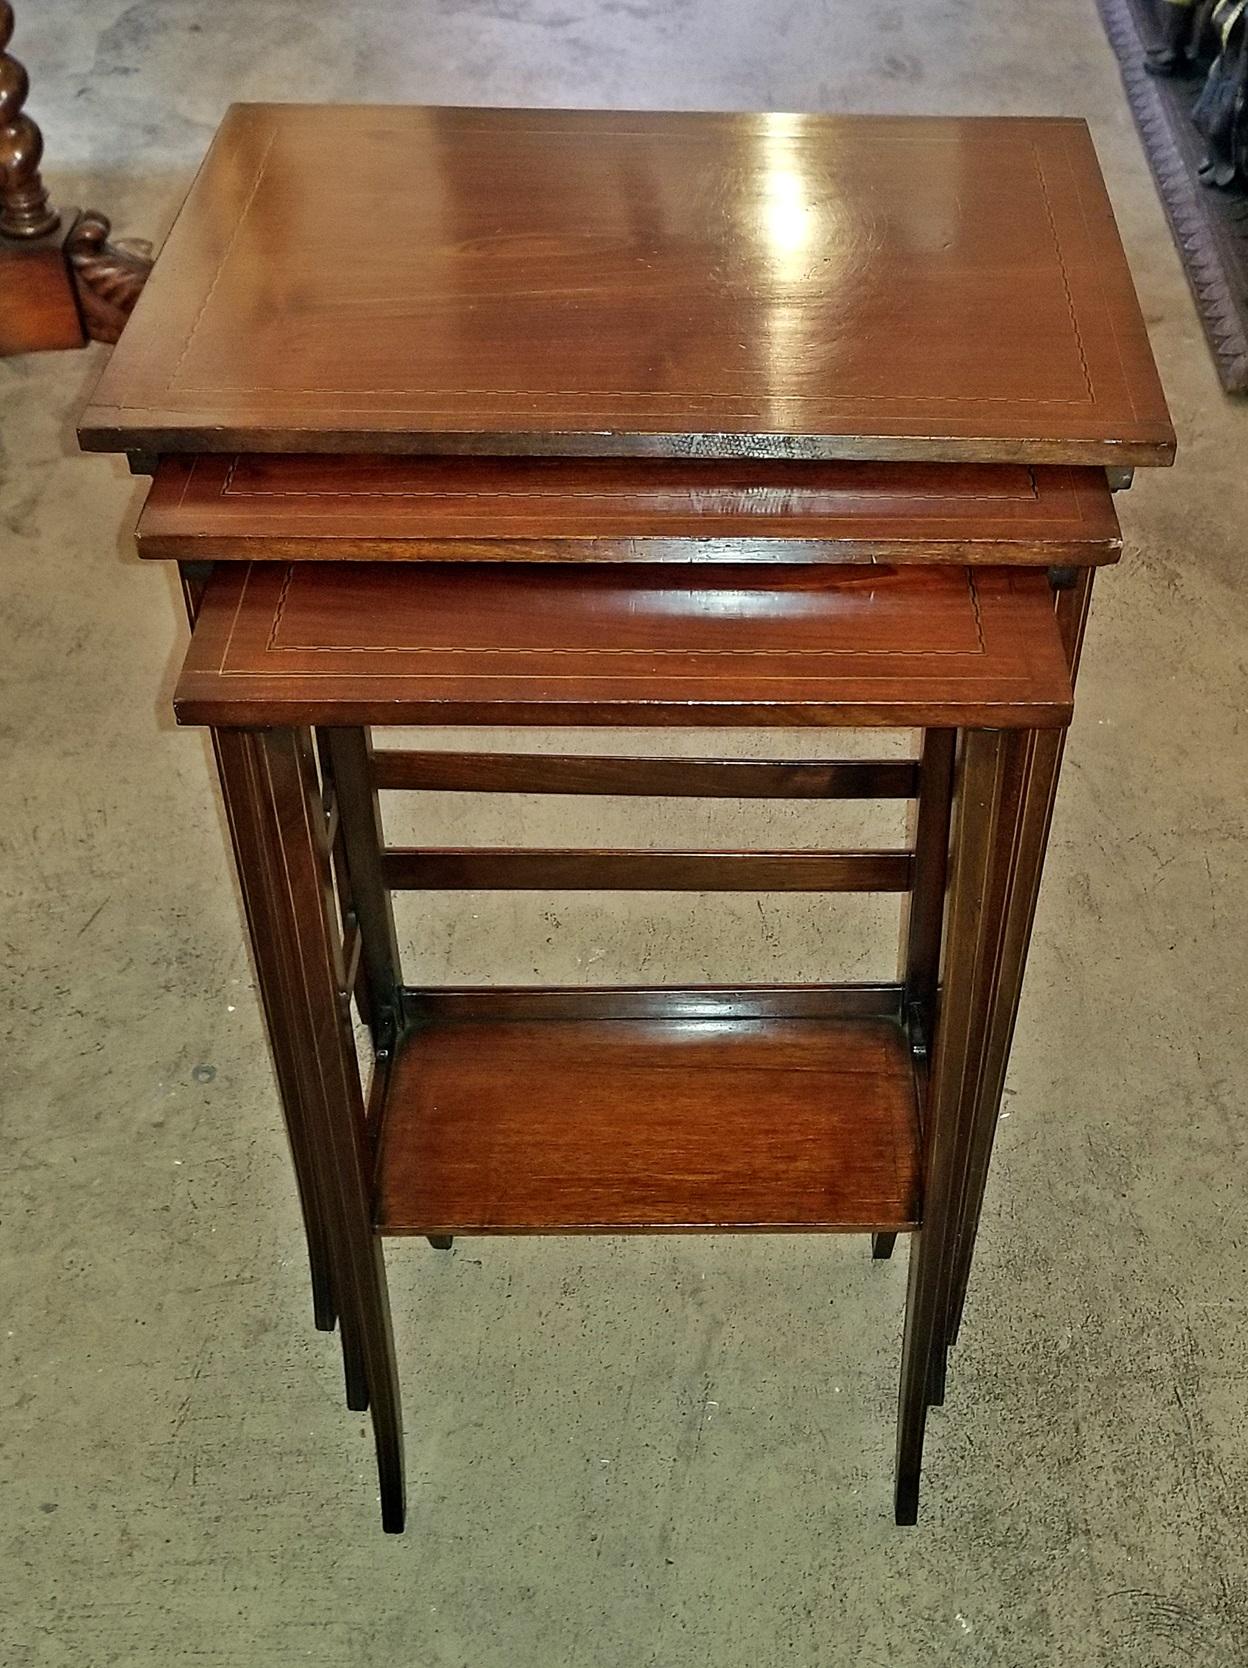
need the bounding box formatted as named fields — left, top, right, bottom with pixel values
left=0, top=4, right=152, bottom=354
left=1095, top=0, right=1248, bottom=394
left=0, top=206, right=151, bottom=354
left=64, top=210, right=152, bottom=345
left=0, top=212, right=84, bottom=353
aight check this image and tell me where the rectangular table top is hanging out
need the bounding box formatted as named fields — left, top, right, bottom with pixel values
left=138, top=454, right=1122, bottom=566
left=81, top=105, right=1173, bottom=468
left=174, top=561, right=1073, bottom=730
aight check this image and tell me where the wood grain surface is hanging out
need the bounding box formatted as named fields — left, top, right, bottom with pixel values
left=136, top=454, right=1123, bottom=565
left=373, top=1006, right=920, bottom=1233
left=378, top=848, right=915, bottom=892
left=370, top=751, right=920, bottom=798
left=172, top=561, right=1075, bottom=730
left=80, top=105, right=1173, bottom=465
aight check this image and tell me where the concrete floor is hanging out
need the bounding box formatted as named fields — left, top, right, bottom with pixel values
left=3, top=1, right=1248, bottom=1663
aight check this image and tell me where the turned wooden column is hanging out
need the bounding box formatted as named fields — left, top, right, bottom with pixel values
left=0, top=0, right=150, bottom=354
left=0, top=1, right=58, bottom=238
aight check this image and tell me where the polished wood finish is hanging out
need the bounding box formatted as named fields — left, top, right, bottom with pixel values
left=0, top=216, right=84, bottom=353
left=174, top=563, right=1073, bottom=731
left=322, top=729, right=404, bottom=1046
left=0, top=205, right=153, bottom=354
left=63, top=210, right=153, bottom=345
left=372, top=750, right=920, bottom=800
left=195, top=693, right=1077, bottom=1522
left=0, top=7, right=151, bottom=353
left=379, top=846, right=913, bottom=893
left=404, top=984, right=905, bottom=1024
left=218, top=727, right=405, bottom=1530
left=1055, top=562, right=1097, bottom=670
left=174, top=579, right=1081, bottom=1524
left=315, top=732, right=372, bottom=1033
left=374, top=1005, right=920, bottom=1235
left=939, top=567, right=1097, bottom=1358
left=137, top=455, right=1123, bottom=566
left=0, top=206, right=152, bottom=355
left=895, top=728, right=1031, bottom=1524
left=79, top=105, right=1174, bottom=465
left=934, top=729, right=1066, bottom=1391
left=902, top=728, right=957, bottom=1066
left=181, top=579, right=356, bottom=1396
left=112, top=97, right=1155, bottom=1534
left=211, top=727, right=338, bottom=1339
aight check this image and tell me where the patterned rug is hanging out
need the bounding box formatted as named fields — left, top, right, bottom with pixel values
left=1096, top=0, right=1248, bottom=393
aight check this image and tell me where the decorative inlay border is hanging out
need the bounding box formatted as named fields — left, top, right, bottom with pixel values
left=167, top=128, right=278, bottom=391
left=252, top=568, right=989, bottom=663
left=157, top=125, right=1096, bottom=411
left=217, top=463, right=1045, bottom=508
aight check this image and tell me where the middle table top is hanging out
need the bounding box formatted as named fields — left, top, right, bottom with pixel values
left=80, top=105, right=1173, bottom=468
left=175, top=562, right=1073, bottom=731
left=137, top=454, right=1122, bottom=566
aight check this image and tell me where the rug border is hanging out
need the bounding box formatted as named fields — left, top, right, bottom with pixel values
left=1095, top=0, right=1248, bottom=395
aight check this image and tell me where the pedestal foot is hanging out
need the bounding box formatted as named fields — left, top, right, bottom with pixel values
left=65, top=210, right=152, bottom=344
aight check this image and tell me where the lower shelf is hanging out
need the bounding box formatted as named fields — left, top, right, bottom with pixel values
left=372, top=989, right=921, bottom=1235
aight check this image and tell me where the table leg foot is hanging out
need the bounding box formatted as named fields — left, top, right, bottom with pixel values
left=380, top=1478, right=406, bottom=1534
left=311, top=1260, right=337, bottom=1332
left=341, top=1315, right=370, bottom=1412
left=871, top=1232, right=897, bottom=1260
left=228, top=728, right=406, bottom=1532
left=894, top=1223, right=940, bottom=1528
left=894, top=1469, right=920, bottom=1526
left=894, top=729, right=1034, bottom=1526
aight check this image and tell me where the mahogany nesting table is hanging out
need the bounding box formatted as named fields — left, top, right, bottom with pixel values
left=79, top=104, right=1173, bottom=1531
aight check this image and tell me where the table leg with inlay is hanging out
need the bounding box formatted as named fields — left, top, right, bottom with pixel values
left=214, top=726, right=406, bottom=1529
left=896, top=725, right=1041, bottom=1521
left=180, top=571, right=346, bottom=1356
left=937, top=568, right=1096, bottom=1367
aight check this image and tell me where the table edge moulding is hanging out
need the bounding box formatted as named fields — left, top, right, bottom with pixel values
left=78, top=104, right=1175, bottom=468
left=136, top=455, right=1124, bottom=565
left=173, top=561, right=1075, bottom=731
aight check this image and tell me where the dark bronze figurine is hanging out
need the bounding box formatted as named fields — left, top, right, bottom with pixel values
left=1145, top=0, right=1247, bottom=188
left=1192, top=0, right=1248, bottom=187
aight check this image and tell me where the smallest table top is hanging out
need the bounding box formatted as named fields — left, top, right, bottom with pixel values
left=81, top=105, right=1173, bottom=467
left=175, top=562, right=1073, bottom=731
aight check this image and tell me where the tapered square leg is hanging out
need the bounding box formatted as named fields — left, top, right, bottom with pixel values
left=320, top=728, right=405, bottom=1048
left=895, top=728, right=1034, bottom=1523
left=939, top=728, right=1066, bottom=1356
left=215, top=728, right=405, bottom=1531
left=941, top=571, right=1091, bottom=1355
left=182, top=564, right=340, bottom=1342
left=211, top=727, right=339, bottom=1336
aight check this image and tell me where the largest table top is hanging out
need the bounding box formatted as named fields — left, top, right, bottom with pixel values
left=79, top=104, right=1173, bottom=466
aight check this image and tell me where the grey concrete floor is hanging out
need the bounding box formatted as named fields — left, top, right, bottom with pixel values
left=3, top=1, right=1248, bottom=1664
